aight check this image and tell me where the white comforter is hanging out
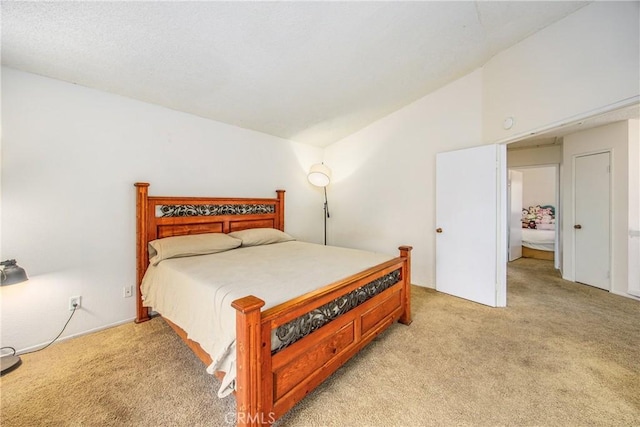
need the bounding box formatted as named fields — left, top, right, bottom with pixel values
left=140, top=241, right=393, bottom=397
left=522, top=228, right=555, bottom=251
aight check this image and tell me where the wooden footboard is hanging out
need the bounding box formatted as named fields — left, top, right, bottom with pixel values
left=232, top=246, right=412, bottom=427
left=522, top=246, right=554, bottom=261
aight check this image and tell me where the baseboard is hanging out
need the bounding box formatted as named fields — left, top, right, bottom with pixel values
left=610, top=289, right=640, bottom=302
left=17, top=317, right=136, bottom=355
left=412, top=283, right=434, bottom=289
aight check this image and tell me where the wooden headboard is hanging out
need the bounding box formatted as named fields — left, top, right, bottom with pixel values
left=134, top=182, right=285, bottom=322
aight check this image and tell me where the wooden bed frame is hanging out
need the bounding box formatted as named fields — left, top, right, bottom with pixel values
left=134, top=183, right=413, bottom=426
left=522, top=246, right=554, bottom=261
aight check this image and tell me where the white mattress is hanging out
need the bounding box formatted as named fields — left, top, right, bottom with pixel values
left=522, top=229, right=555, bottom=251
left=140, top=240, right=393, bottom=397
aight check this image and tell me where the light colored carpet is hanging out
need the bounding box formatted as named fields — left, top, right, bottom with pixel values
left=2, top=258, right=639, bottom=426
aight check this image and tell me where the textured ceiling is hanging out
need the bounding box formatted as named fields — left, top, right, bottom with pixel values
left=1, top=1, right=590, bottom=147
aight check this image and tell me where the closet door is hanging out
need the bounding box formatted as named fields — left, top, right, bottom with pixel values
left=574, top=152, right=610, bottom=290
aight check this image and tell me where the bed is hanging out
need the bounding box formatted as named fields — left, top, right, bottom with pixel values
left=521, top=205, right=556, bottom=261
left=134, top=183, right=413, bottom=426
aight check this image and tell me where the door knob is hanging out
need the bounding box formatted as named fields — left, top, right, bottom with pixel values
left=436, top=228, right=443, bottom=233
left=574, top=224, right=582, bottom=229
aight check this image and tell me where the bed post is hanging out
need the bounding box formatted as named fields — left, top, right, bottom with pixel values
left=231, top=295, right=267, bottom=427
left=398, top=245, right=413, bottom=325
left=135, top=182, right=151, bottom=323
left=275, top=190, right=285, bottom=231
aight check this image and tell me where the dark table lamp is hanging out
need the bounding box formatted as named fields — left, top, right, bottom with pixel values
left=1, top=259, right=28, bottom=375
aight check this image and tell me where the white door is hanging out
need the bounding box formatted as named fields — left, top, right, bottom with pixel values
left=508, top=170, right=523, bottom=261
left=436, top=144, right=507, bottom=307
left=574, top=152, right=610, bottom=290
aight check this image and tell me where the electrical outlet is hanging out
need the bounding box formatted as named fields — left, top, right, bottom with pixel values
left=69, top=296, right=81, bottom=311
left=123, top=285, right=133, bottom=298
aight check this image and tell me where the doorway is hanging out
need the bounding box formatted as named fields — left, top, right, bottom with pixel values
left=508, top=164, right=560, bottom=268
left=503, top=108, right=638, bottom=297
left=435, top=105, right=637, bottom=307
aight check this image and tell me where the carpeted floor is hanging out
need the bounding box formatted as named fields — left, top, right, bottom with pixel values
left=2, top=258, right=639, bottom=426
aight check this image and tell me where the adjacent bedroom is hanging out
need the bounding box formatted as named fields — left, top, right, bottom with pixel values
left=509, top=162, right=559, bottom=266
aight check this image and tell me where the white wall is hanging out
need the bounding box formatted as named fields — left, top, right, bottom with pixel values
left=507, top=145, right=562, bottom=168
left=627, top=119, right=639, bottom=297
left=1, top=68, right=324, bottom=352
left=513, top=167, right=557, bottom=209
left=323, top=1, right=639, bottom=295
left=324, top=70, right=484, bottom=287
left=483, top=1, right=640, bottom=143
left=562, top=121, right=636, bottom=299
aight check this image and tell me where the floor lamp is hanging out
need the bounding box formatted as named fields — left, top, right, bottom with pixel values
left=308, top=163, right=331, bottom=245
left=1, top=259, right=28, bottom=375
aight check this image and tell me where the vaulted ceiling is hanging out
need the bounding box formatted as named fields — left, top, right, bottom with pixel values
left=2, top=1, right=590, bottom=147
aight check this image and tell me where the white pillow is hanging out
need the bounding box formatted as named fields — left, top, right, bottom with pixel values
left=148, top=233, right=241, bottom=265
left=228, top=228, right=295, bottom=247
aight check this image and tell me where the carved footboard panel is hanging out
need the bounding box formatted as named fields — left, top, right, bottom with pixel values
left=232, top=247, right=412, bottom=426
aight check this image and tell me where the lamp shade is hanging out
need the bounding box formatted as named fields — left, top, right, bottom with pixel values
left=307, top=163, right=331, bottom=187
left=1, top=260, right=28, bottom=286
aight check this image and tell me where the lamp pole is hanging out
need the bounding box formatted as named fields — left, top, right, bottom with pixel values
left=307, top=163, right=332, bottom=246
left=323, top=186, right=330, bottom=245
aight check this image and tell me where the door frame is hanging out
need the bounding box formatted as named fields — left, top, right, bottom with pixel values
left=507, top=169, right=523, bottom=262
left=497, top=146, right=508, bottom=306
left=496, top=99, right=639, bottom=298
left=571, top=149, right=613, bottom=288
left=491, top=99, right=640, bottom=300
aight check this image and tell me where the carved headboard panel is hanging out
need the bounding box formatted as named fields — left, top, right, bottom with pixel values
left=134, top=182, right=285, bottom=322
